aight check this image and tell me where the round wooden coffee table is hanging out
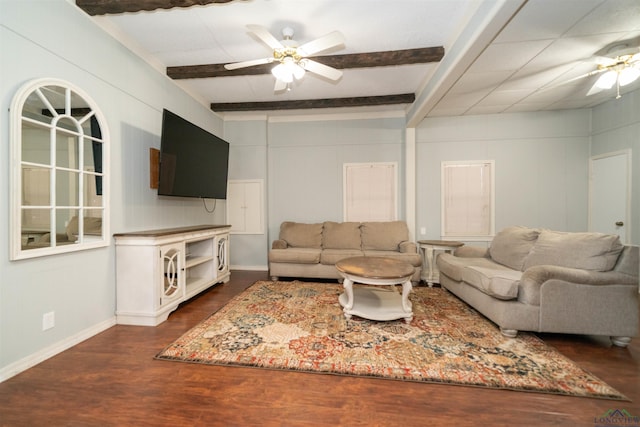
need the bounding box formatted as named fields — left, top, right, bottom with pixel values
left=335, top=256, right=415, bottom=323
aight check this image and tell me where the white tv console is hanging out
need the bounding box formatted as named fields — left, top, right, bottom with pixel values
left=114, top=225, right=231, bottom=326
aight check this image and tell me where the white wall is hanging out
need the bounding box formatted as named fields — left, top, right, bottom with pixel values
left=267, top=115, right=407, bottom=240
left=224, top=118, right=269, bottom=269
left=222, top=113, right=407, bottom=270
left=225, top=100, right=638, bottom=267
left=0, top=0, right=226, bottom=379
left=415, top=109, right=592, bottom=242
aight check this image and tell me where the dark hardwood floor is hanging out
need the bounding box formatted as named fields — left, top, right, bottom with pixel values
left=1, top=270, right=638, bottom=426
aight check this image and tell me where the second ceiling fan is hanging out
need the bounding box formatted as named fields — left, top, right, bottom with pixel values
left=224, top=25, right=345, bottom=92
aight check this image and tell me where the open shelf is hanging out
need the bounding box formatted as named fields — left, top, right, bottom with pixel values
left=185, top=255, right=214, bottom=269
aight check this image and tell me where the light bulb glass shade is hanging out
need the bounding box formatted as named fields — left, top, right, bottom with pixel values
left=292, top=63, right=305, bottom=80
left=618, top=66, right=640, bottom=86
left=272, top=59, right=306, bottom=83
left=594, top=70, right=617, bottom=89
left=271, top=63, right=293, bottom=83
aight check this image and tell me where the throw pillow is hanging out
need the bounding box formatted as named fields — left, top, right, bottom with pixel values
left=523, top=230, right=623, bottom=272
left=489, top=226, right=540, bottom=271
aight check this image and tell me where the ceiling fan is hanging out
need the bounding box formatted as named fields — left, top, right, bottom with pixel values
left=562, top=44, right=640, bottom=99
left=224, top=25, right=345, bottom=92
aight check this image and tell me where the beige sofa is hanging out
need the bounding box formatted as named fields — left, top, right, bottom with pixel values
left=269, top=221, right=422, bottom=282
left=437, top=226, right=639, bottom=347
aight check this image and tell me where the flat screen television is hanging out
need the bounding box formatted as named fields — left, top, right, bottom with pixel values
left=158, top=109, right=229, bottom=199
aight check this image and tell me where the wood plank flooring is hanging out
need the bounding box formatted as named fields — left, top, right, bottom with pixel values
left=1, top=270, right=639, bottom=426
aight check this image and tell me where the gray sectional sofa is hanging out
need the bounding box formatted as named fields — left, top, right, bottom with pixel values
left=269, top=221, right=422, bottom=282
left=437, top=226, right=639, bottom=347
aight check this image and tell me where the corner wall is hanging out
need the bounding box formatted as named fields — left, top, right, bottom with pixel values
left=591, top=89, right=640, bottom=245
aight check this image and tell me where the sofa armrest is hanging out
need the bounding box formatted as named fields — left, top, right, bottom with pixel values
left=271, top=239, right=288, bottom=249
left=455, top=246, right=489, bottom=258
left=518, top=265, right=639, bottom=306
left=522, top=265, right=638, bottom=287
left=399, top=241, right=417, bottom=253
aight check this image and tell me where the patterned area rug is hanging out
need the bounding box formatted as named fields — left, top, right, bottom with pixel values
left=156, top=281, right=626, bottom=400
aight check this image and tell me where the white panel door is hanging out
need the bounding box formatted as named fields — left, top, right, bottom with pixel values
left=589, top=151, right=630, bottom=242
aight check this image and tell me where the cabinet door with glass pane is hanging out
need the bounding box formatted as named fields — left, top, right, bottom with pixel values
left=159, top=242, right=185, bottom=307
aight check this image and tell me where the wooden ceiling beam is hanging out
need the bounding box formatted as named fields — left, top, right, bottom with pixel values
left=168, top=47, right=444, bottom=79
left=75, top=0, right=236, bottom=15
left=210, top=93, right=416, bottom=112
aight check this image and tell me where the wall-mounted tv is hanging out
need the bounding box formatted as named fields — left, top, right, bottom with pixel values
left=158, top=109, right=229, bottom=199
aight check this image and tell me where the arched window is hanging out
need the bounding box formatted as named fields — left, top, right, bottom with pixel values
left=10, top=78, right=109, bottom=260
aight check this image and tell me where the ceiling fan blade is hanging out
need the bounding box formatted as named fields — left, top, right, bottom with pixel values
left=586, top=82, right=605, bottom=96
left=224, top=57, right=273, bottom=70
left=301, top=59, right=343, bottom=81
left=298, top=31, right=345, bottom=57
left=563, top=68, right=606, bottom=84
left=540, top=68, right=606, bottom=92
left=274, top=79, right=287, bottom=92
left=246, top=24, right=283, bottom=50
left=594, top=56, right=618, bottom=67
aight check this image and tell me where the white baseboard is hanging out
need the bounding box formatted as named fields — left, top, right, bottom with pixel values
left=230, top=265, right=268, bottom=271
left=0, top=317, right=116, bottom=383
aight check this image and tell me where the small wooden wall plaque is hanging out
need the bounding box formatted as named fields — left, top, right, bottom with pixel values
left=150, top=148, right=160, bottom=189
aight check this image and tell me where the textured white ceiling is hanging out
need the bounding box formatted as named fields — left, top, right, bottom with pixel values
left=84, top=0, right=640, bottom=120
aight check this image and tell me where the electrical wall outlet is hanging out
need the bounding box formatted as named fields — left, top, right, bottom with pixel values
left=42, top=311, right=55, bottom=331
left=420, top=227, right=426, bottom=235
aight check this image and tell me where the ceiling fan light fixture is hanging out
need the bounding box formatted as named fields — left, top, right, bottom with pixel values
left=595, top=70, right=617, bottom=89
left=271, top=63, right=292, bottom=82
left=618, top=66, right=640, bottom=86
left=271, top=58, right=305, bottom=83
left=291, top=63, right=306, bottom=80
left=228, top=25, right=345, bottom=93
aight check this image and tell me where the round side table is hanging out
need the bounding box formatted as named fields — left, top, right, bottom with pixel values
left=418, top=240, right=464, bottom=287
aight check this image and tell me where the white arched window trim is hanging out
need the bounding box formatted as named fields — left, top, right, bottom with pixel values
left=10, top=78, right=110, bottom=260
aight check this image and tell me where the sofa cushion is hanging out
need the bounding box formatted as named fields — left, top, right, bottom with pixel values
left=489, top=226, right=539, bottom=271
left=320, top=249, right=364, bottom=265
left=361, top=221, right=409, bottom=251
left=268, top=248, right=321, bottom=264
left=322, top=222, right=362, bottom=249
left=461, top=265, right=522, bottom=300
left=523, top=230, right=623, bottom=272
left=362, top=250, right=422, bottom=267
left=279, top=222, right=323, bottom=249
left=437, top=253, right=503, bottom=282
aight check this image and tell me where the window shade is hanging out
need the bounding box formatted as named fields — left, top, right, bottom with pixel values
left=442, top=161, right=493, bottom=237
